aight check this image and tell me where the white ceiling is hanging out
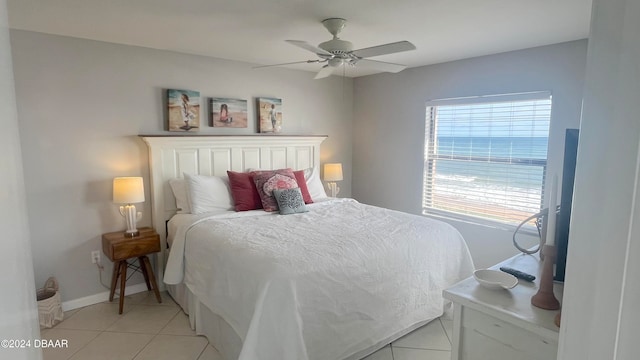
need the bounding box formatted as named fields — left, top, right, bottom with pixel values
left=7, top=0, right=592, bottom=78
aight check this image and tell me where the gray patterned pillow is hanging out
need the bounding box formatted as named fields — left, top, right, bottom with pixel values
left=273, top=188, right=308, bottom=215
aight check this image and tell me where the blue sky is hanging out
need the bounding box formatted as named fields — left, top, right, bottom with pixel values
left=434, top=99, right=551, bottom=138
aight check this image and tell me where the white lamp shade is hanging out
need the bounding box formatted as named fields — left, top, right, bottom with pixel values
left=324, top=163, right=343, bottom=182
left=113, top=177, right=145, bottom=204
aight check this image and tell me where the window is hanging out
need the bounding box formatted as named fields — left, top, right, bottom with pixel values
left=423, top=92, right=552, bottom=228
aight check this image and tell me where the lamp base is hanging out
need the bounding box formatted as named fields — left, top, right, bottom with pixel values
left=119, top=204, right=143, bottom=239
left=531, top=244, right=560, bottom=310
left=124, top=229, right=140, bottom=238
left=327, top=182, right=340, bottom=198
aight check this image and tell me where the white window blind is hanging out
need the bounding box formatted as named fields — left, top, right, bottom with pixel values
left=423, top=92, right=552, bottom=228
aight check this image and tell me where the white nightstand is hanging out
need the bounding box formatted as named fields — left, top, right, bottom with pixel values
left=443, top=253, right=563, bottom=360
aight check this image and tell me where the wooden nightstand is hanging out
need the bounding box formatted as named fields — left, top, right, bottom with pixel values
left=102, top=227, right=162, bottom=314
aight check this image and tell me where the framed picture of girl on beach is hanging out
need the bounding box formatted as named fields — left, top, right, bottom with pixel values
left=167, top=89, right=200, bottom=132
left=210, top=97, right=248, bottom=128
left=257, top=97, right=282, bottom=133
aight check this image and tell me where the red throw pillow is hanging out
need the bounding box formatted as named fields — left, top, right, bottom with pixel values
left=293, top=170, right=313, bottom=204
left=252, top=169, right=299, bottom=212
left=227, top=171, right=263, bottom=211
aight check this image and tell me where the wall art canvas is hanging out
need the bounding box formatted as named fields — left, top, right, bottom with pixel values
left=210, top=97, right=248, bottom=128
left=257, top=97, right=283, bottom=133
left=167, top=89, right=200, bottom=132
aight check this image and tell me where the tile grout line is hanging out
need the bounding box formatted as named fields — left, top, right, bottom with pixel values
left=393, top=347, right=452, bottom=353
left=130, top=332, right=159, bottom=360
left=101, top=330, right=199, bottom=337
left=103, top=304, right=140, bottom=333
left=74, top=329, right=104, bottom=360
left=49, top=328, right=102, bottom=360
left=195, top=342, right=209, bottom=360
left=438, top=317, right=453, bottom=346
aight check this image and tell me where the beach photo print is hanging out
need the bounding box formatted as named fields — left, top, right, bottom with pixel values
left=210, top=97, right=248, bottom=128
left=257, top=97, right=282, bottom=133
left=167, top=89, right=200, bottom=132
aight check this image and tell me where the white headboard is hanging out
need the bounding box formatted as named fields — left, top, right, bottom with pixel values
left=140, top=135, right=327, bottom=288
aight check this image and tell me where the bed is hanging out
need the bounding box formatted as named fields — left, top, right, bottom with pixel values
left=141, top=135, right=474, bottom=360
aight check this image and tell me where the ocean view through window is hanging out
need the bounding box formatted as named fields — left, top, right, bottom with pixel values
left=423, top=92, right=552, bottom=228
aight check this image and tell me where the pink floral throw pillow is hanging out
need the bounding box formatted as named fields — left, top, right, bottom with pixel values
left=251, top=169, right=299, bottom=212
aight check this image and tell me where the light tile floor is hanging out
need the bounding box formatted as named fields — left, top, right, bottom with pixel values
left=42, top=291, right=453, bottom=360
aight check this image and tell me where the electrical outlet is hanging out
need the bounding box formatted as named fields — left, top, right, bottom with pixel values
left=91, top=251, right=101, bottom=264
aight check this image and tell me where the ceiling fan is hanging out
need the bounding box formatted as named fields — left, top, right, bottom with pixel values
left=256, top=18, right=416, bottom=79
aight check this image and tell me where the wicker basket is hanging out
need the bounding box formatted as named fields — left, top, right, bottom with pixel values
left=37, top=277, right=64, bottom=329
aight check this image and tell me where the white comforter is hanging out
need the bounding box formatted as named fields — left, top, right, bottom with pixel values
left=164, top=198, right=474, bottom=360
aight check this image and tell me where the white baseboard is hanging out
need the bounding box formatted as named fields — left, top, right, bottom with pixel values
left=61, top=283, right=150, bottom=311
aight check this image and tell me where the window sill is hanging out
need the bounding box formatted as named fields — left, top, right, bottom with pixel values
left=423, top=209, right=540, bottom=237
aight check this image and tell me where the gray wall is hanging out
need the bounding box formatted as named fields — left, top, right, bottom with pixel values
left=10, top=30, right=353, bottom=303
left=0, top=2, right=41, bottom=357
left=9, top=29, right=588, bottom=304
left=352, top=40, right=588, bottom=268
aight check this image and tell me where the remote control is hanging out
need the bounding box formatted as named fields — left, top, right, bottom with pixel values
left=499, top=267, right=536, bottom=282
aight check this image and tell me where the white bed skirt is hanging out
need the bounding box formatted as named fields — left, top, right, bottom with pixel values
left=167, top=282, right=436, bottom=360
left=168, top=283, right=243, bottom=359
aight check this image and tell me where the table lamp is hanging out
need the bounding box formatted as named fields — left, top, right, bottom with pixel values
left=531, top=174, right=560, bottom=310
left=323, top=163, right=343, bottom=198
left=113, top=177, right=145, bottom=237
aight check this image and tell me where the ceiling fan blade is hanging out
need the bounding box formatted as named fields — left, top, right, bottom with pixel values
left=253, top=60, right=321, bottom=69
left=354, top=59, right=407, bottom=73
left=314, top=65, right=336, bottom=79
left=286, top=40, right=334, bottom=57
left=351, top=41, right=416, bottom=58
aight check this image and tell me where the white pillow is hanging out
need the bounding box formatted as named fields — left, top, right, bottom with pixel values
left=169, top=178, right=191, bottom=214
left=184, top=173, right=234, bottom=214
left=303, top=166, right=328, bottom=200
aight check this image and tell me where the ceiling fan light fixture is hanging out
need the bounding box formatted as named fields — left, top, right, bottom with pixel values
left=328, top=58, right=344, bottom=67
